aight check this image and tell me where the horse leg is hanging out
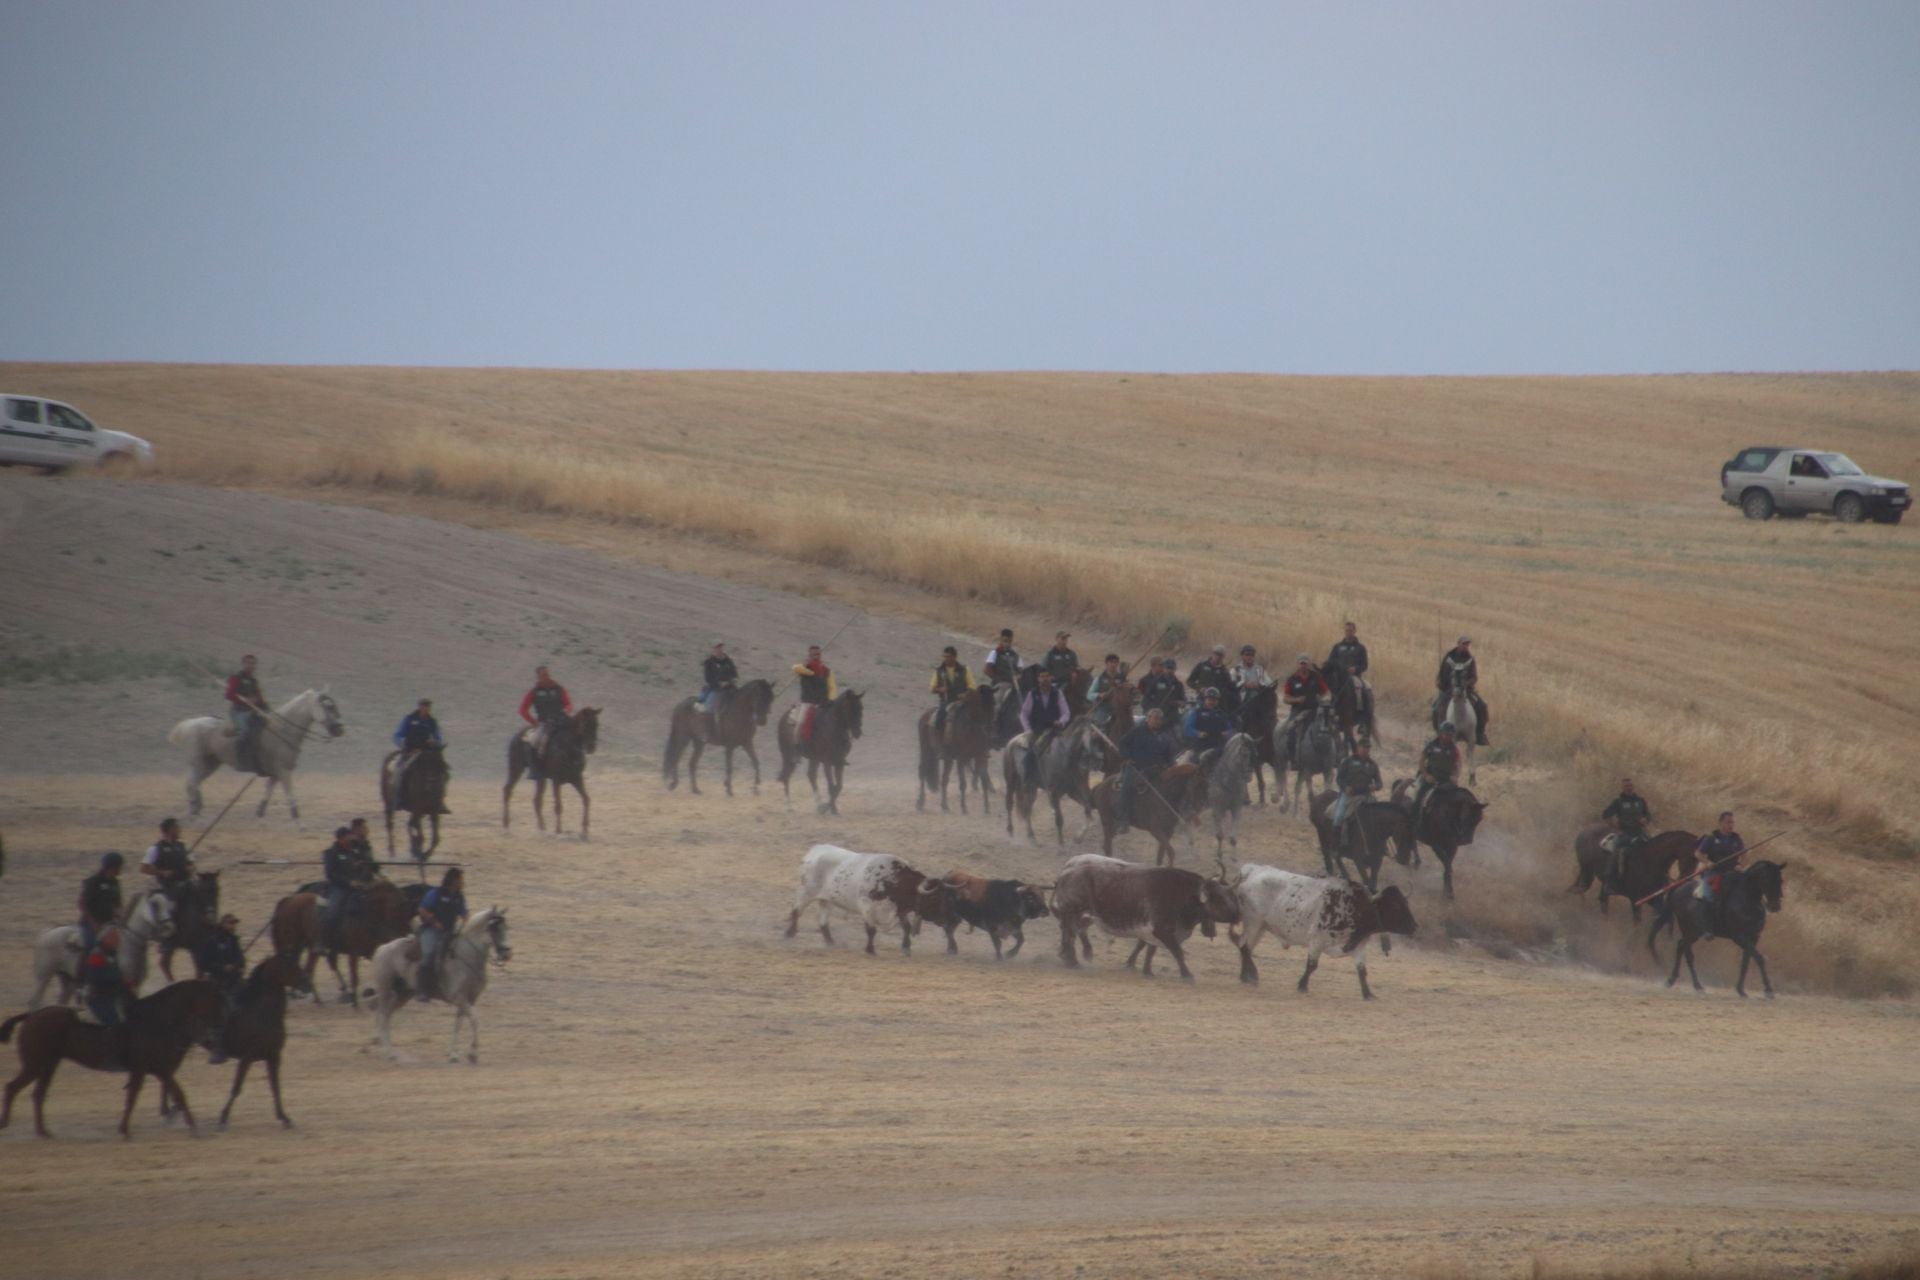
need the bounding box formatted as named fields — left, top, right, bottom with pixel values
left=2, top=1060, right=42, bottom=1132
left=553, top=784, right=565, bottom=835
left=743, top=741, right=762, bottom=795
left=687, top=740, right=704, bottom=795
left=465, top=1001, right=480, bottom=1064
left=447, top=1002, right=466, bottom=1064
left=348, top=953, right=362, bottom=1011
left=503, top=765, right=520, bottom=828
left=722, top=745, right=735, bottom=798
left=574, top=780, right=590, bottom=840
left=266, top=1053, right=292, bottom=1126
left=1735, top=946, right=1753, bottom=998
left=24, top=1065, right=59, bottom=1138
left=218, top=1060, right=250, bottom=1127
left=256, top=776, right=276, bottom=818
left=120, top=1071, right=146, bottom=1138
left=428, top=813, right=440, bottom=856
left=1667, top=934, right=1690, bottom=989
left=533, top=779, right=547, bottom=832
left=1751, top=947, right=1774, bottom=999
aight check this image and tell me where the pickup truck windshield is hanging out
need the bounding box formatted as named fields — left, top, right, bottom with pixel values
left=1816, top=454, right=1863, bottom=476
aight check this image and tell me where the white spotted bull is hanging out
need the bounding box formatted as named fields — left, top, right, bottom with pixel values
left=786, top=844, right=928, bottom=956
left=1228, top=864, right=1417, bottom=999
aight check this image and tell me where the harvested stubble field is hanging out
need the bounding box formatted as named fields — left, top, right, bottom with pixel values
left=0, top=370, right=1916, bottom=1278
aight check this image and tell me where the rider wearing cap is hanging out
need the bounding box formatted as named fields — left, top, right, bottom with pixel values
left=982, top=629, right=1021, bottom=687
left=197, top=911, right=247, bottom=1063
left=1435, top=636, right=1490, bottom=746
left=1330, top=740, right=1383, bottom=854
left=1601, top=778, right=1654, bottom=890
left=1186, top=645, right=1237, bottom=710
left=1326, top=621, right=1373, bottom=734
left=77, top=852, right=125, bottom=953
left=1041, top=631, right=1080, bottom=687
left=1087, top=654, right=1127, bottom=729
left=700, top=641, right=739, bottom=716
left=1280, top=655, right=1330, bottom=757
left=390, top=697, right=445, bottom=788
left=1410, top=722, right=1460, bottom=829
left=1182, top=686, right=1233, bottom=761
left=1137, top=657, right=1187, bottom=720
left=320, top=826, right=371, bottom=948
left=141, top=817, right=194, bottom=895
left=1230, top=645, right=1272, bottom=694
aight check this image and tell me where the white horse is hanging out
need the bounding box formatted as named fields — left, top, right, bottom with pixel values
left=28, top=890, right=175, bottom=1008
left=368, top=908, right=512, bottom=1064
left=168, top=688, right=345, bottom=820
left=1440, top=688, right=1478, bottom=783
left=1201, top=733, right=1255, bottom=852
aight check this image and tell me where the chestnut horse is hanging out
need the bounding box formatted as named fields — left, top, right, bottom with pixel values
left=1091, top=763, right=1204, bottom=866
left=271, top=879, right=414, bottom=1008
left=2, top=978, right=223, bottom=1138
left=1568, top=826, right=1699, bottom=922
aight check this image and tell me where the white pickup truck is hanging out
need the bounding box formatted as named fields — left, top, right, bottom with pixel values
left=1, top=394, right=155, bottom=473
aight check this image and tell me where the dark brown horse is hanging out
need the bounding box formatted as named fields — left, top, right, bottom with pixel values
left=271, top=878, right=414, bottom=1008
left=383, top=745, right=450, bottom=859
left=214, top=953, right=301, bottom=1129
left=505, top=706, right=601, bottom=835
left=1308, top=789, right=1414, bottom=890
left=1569, top=826, right=1700, bottom=922
left=777, top=689, right=864, bottom=814
left=1402, top=780, right=1487, bottom=899
left=1091, top=763, right=1203, bottom=866
left=1647, top=860, right=1787, bottom=997
left=1, top=979, right=223, bottom=1138
left=1235, top=685, right=1280, bottom=805
left=662, top=681, right=769, bottom=796
left=917, top=688, right=994, bottom=814
left=157, top=869, right=222, bottom=981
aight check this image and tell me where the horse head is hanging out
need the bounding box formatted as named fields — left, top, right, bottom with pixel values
left=193, top=870, right=221, bottom=923
left=142, top=889, right=177, bottom=940
left=314, top=690, right=346, bottom=739
left=576, top=707, right=601, bottom=754
left=748, top=680, right=774, bottom=726
left=1752, top=860, right=1787, bottom=913
left=483, top=907, right=513, bottom=963
left=842, top=690, right=865, bottom=739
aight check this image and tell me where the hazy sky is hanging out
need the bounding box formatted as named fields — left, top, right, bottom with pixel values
left=3, top=2, right=1916, bottom=373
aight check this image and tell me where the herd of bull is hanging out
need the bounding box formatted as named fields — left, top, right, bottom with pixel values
left=788, top=844, right=1417, bottom=997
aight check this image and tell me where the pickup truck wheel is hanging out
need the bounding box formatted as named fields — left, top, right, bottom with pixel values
left=97, top=451, right=136, bottom=477
left=1740, top=489, right=1775, bottom=521
left=1834, top=493, right=1866, bottom=524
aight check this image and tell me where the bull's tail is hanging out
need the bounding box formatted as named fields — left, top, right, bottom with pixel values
left=0, top=1012, right=26, bottom=1044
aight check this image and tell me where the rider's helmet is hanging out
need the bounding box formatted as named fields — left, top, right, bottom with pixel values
left=1202, top=687, right=1220, bottom=702
left=1440, top=721, right=1456, bottom=733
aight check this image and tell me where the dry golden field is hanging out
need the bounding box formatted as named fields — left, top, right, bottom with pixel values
left=8, top=363, right=1919, bottom=996
left=1, top=468, right=1918, bottom=1279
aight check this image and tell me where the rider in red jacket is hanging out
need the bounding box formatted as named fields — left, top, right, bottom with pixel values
left=519, top=665, right=573, bottom=752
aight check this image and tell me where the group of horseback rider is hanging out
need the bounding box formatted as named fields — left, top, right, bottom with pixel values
left=1591, top=777, right=1753, bottom=938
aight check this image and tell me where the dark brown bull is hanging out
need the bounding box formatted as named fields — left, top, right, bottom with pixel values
left=1052, top=856, right=1241, bottom=982
left=914, top=871, right=1051, bottom=959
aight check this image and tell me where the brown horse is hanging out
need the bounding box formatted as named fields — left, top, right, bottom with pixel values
left=1569, top=826, right=1699, bottom=922
left=214, top=953, right=302, bottom=1129
left=382, top=745, right=450, bottom=859
left=917, top=689, right=994, bottom=814
left=271, top=879, right=414, bottom=1008
left=777, top=689, right=864, bottom=814
left=1400, top=780, right=1487, bottom=899
left=505, top=706, right=600, bottom=835
left=1091, top=763, right=1203, bottom=866
left=156, top=869, right=222, bottom=982
left=662, top=681, right=769, bottom=796
left=1, top=978, right=223, bottom=1138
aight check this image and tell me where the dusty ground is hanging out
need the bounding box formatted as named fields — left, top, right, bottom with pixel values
left=2, top=481, right=1917, bottom=1278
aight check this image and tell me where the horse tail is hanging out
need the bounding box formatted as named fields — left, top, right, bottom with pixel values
left=0, top=1012, right=26, bottom=1043
left=917, top=720, right=940, bottom=790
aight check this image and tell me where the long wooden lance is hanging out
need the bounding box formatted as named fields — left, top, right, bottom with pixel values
left=1086, top=721, right=1199, bottom=829
left=1123, top=622, right=1179, bottom=681
left=1632, top=830, right=1788, bottom=908
left=186, top=776, right=258, bottom=855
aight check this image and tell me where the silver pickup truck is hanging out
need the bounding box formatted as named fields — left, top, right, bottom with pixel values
left=1720, top=446, right=1909, bottom=525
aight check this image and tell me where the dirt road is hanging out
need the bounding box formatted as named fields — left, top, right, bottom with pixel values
left=2, top=481, right=1915, bottom=1278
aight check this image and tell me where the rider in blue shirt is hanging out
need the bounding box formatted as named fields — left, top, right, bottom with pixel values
left=391, top=697, right=444, bottom=787
left=1117, top=707, right=1177, bottom=826
left=1181, top=687, right=1233, bottom=761
left=416, top=866, right=468, bottom=1001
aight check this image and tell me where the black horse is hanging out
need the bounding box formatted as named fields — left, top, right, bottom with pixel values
left=213, top=953, right=302, bottom=1129
left=157, top=869, right=222, bottom=981
left=1236, top=685, right=1280, bottom=806
left=1308, top=790, right=1414, bottom=891
left=777, top=689, right=864, bottom=814
left=1403, top=779, right=1487, bottom=899
left=383, top=745, right=450, bottom=859
left=1647, top=860, right=1787, bottom=997
left=505, top=706, right=601, bottom=836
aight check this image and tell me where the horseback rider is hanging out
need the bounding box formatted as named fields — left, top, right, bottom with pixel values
left=1186, top=645, right=1236, bottom=710
left=81, top=927, right=134, bottom=1030
left=1117, top=706, right=1176, bottom=827
left=519, top=665, right=574, bottom=755
left=929, top=645, right=977, bottom=735
left=224, top=653, right=268, bottom=772
left=349, top=816, right=380, bottom=868
left=791, top=644, right=836, bottom=745
left=197, top=912, right=245, bottom=1063
left=1434, top=636, right=1490, bottom=746
left=319, top=826, right=372, bottom=950
left=983, top=629, right=1021, bottom=687
left=1230, top=645, right=1272, bottom=695
left=1410, top=723, right=1461, bottom=830
left=76, top=851, right=124, bottom=953
left=1086, top=654, right=1127, bottom=729
left=1137, top=657, right=1186, bottom=720
left=1019, top=669, right=1071, bottom=783
left=1691, top=811, right=1745, bottom=939
left=1326, top=621, right=1373, bottom=731
left=1330, top=740, right=1383, bottom=855
left=390, top=697, right=445, bottom=787
left=415, top=865, right=468, bottom=1001
left=700, top=641, right=739, bottom=716
left=1600, top=777, right=1653, bottom=890
left=140, top=817, right=193, bottom=898
left=1182, top=687, right=1232, bottom=762
left=1280, top=655, right=1329, bottom=757
left=1041, top=631, right=1080, bottom=687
